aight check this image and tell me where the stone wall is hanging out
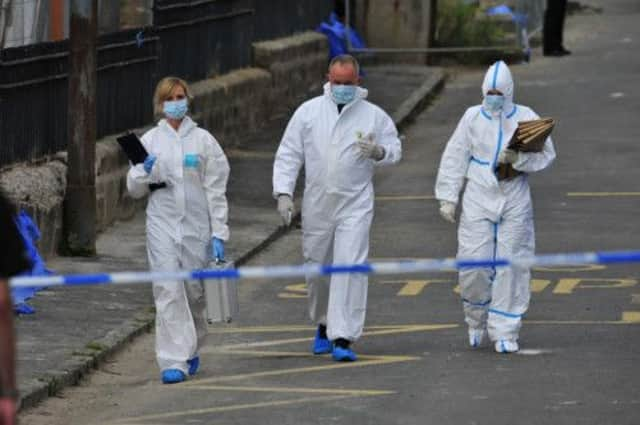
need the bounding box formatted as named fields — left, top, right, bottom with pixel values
left=254, top=31, right=329, bottom=108
left=190, top=68, right=272, bottom=148
left=0, top=31, right=328, bottom=258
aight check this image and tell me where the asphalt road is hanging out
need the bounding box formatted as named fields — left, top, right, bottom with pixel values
left=20, top=1, right=639, bottom=424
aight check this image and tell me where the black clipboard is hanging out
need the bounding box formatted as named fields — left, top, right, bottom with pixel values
left=117, top=132, right=166, bottom=192
left=116, top=132, right=148, bottom=164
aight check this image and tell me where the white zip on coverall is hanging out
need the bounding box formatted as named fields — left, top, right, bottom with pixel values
left=273, top=83, right=402, bottom=342
left=127, top=116, right=230, bottom=373
left=435, top=61, right=556, bottom=342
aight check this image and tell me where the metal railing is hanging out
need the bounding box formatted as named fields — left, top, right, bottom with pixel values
left=0, top=28, right=159, bottom=166
left=0, top=0, right=334, bottom=168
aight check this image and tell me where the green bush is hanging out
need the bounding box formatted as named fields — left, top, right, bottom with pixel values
left=436, top=0, right=505, bottom=47
left=435, top=0, right=510, bottom=64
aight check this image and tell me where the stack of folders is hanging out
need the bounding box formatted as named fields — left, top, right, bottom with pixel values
left=497, top=118, right=555, bottom=181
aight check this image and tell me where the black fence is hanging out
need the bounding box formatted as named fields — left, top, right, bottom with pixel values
left=0, top=0, right=334, bottom=168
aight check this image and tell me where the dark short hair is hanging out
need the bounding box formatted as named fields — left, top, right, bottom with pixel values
left=328, top=54, right=360, bottom=76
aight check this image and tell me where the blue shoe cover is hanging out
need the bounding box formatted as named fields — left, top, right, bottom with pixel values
left=332, top=346, right=357, bottom=362
left=161, top=369, right=186, bottom=384
left=187, top=356, right=200, bottom=376
left=313, top=329, right=332, bottom=355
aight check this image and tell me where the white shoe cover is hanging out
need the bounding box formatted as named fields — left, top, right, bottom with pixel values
left=468, top=328, right=487, bottom=348
left=494, top=339, right=519, bottom=353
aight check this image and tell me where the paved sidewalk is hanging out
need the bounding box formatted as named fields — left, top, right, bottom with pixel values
left=14, top=65, right=445, bottom=410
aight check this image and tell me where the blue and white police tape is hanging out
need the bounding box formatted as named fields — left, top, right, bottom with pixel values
left=8, top=250, right=640, bottom=289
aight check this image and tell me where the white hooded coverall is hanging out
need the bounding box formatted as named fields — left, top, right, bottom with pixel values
left=435, top=61, right=555, bottom=342
left=273, top=83, right=402, bottom=342
left=127, top=117, right=230, bottom=373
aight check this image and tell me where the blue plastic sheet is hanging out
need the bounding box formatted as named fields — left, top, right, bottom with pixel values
left=317, top=12, right=366, bottom=62
left=486, top=4, right=528, bottom=26
left=11, top=210, right=52, bottom=314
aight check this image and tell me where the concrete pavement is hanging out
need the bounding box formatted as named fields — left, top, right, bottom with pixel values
left=14, top=65, right=445, bottom=410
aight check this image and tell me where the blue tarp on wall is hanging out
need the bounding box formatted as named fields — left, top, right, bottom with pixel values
left=317, top=12, right=366, bottom=60
left=11, top=210, right=51, bottom=314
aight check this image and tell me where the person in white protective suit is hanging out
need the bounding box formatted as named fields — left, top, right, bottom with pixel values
left=127, top=77, right=230, bottom=383
left=273, top=55, right=402, bottom=362
left=435, top=61, right=555, bottom=353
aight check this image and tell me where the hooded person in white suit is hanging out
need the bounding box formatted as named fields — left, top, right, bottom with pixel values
left=435, top=61, right=555, bottom=353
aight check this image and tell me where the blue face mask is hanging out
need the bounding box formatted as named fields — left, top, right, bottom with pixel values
left=331, top=84, right=357, bottom=105
left=164, top=98, right=188, bottom=120
left=485, top=94, right=505, bottom=112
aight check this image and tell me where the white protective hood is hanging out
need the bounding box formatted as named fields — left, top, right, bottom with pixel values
left=481, top=61, right=515, bottom=115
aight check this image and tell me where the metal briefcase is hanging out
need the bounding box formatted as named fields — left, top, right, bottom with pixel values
left=203, top=260, right=239, bottom=324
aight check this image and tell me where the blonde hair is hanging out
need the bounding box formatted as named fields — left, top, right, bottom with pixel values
left=153, top=76, right=193, bottom=117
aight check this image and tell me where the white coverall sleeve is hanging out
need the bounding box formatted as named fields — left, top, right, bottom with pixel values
left=203, top=135, right=230, bottom=241
left=126, top=132, right=158, bottom=199
left=512, top=110, right=556, bottom=173
left=512, top=136, right=555, bottom=172
left=272, top=105, right=306, bottom=198
left=374, top=110, right=402, bottom=166
left=435, top=110, right=472, bottom=204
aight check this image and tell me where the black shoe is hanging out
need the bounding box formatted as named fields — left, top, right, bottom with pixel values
left=544, top=47, right=571, bottom=57
left=544, top=49, right=568, bottom=57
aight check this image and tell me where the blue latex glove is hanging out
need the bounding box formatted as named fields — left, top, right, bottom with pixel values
left=143, top=155, right=156, bottom=174
left=212, top=237, right=225, bottom=261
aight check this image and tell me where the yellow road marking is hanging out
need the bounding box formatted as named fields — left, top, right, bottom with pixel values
left=621, top=311, right=640, bottom=323
left=208, top=323, right=457, bottom=334
left=205, top=336, right=313, bottom=351
left=184, top=354, right=420, bottom=385
left=397, top=280, right=431, bottom=296
left=113, top=317, right=639, bottom=424
left=208, top=324, right=315, bottom=333
left=186, top=385, right=394, bottom=396
left=278, top=283, right=307, bottom=299
left=278, top=293, right=307, bottom=299
left=204, top=324, right=457, bottom=352
left=282, top=283, right=307, bottom=293
left=375, top=195, right=435, bottom=201
left=553, top=278, right=637, bottom=294
left=533, top=264, right=606, bottom=272
left=531, top=279, right=552, bottom=293
left=526, top=317, right=639, bottom=325
left=567, top=192, right=640, bottom=197
left=112, top=395, right=353, bottom=424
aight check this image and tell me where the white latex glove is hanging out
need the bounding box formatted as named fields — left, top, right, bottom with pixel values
left=357, top=133, right=385, bottom=161
left=277, top=194, right=294, bottom=226
left=498, top=149, right=519, bottom=164
left=439, top=201, right=456, bottom=224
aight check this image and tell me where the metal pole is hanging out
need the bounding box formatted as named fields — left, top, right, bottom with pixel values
left=63, top=0, right=97, bottom=256
left=427, top=0, right=438, bottom=65
left=345, top=0, right=353, bottom=51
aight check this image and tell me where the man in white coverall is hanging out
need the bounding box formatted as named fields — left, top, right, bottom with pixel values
left=435, top=61, right=555, bottom=353
left=273, top=55, right=401, bottom=362
left=128, top=77, right=230, bottom=383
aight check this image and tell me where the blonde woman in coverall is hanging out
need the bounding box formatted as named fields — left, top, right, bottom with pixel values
left=127, top=77, right=230, bottom=383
